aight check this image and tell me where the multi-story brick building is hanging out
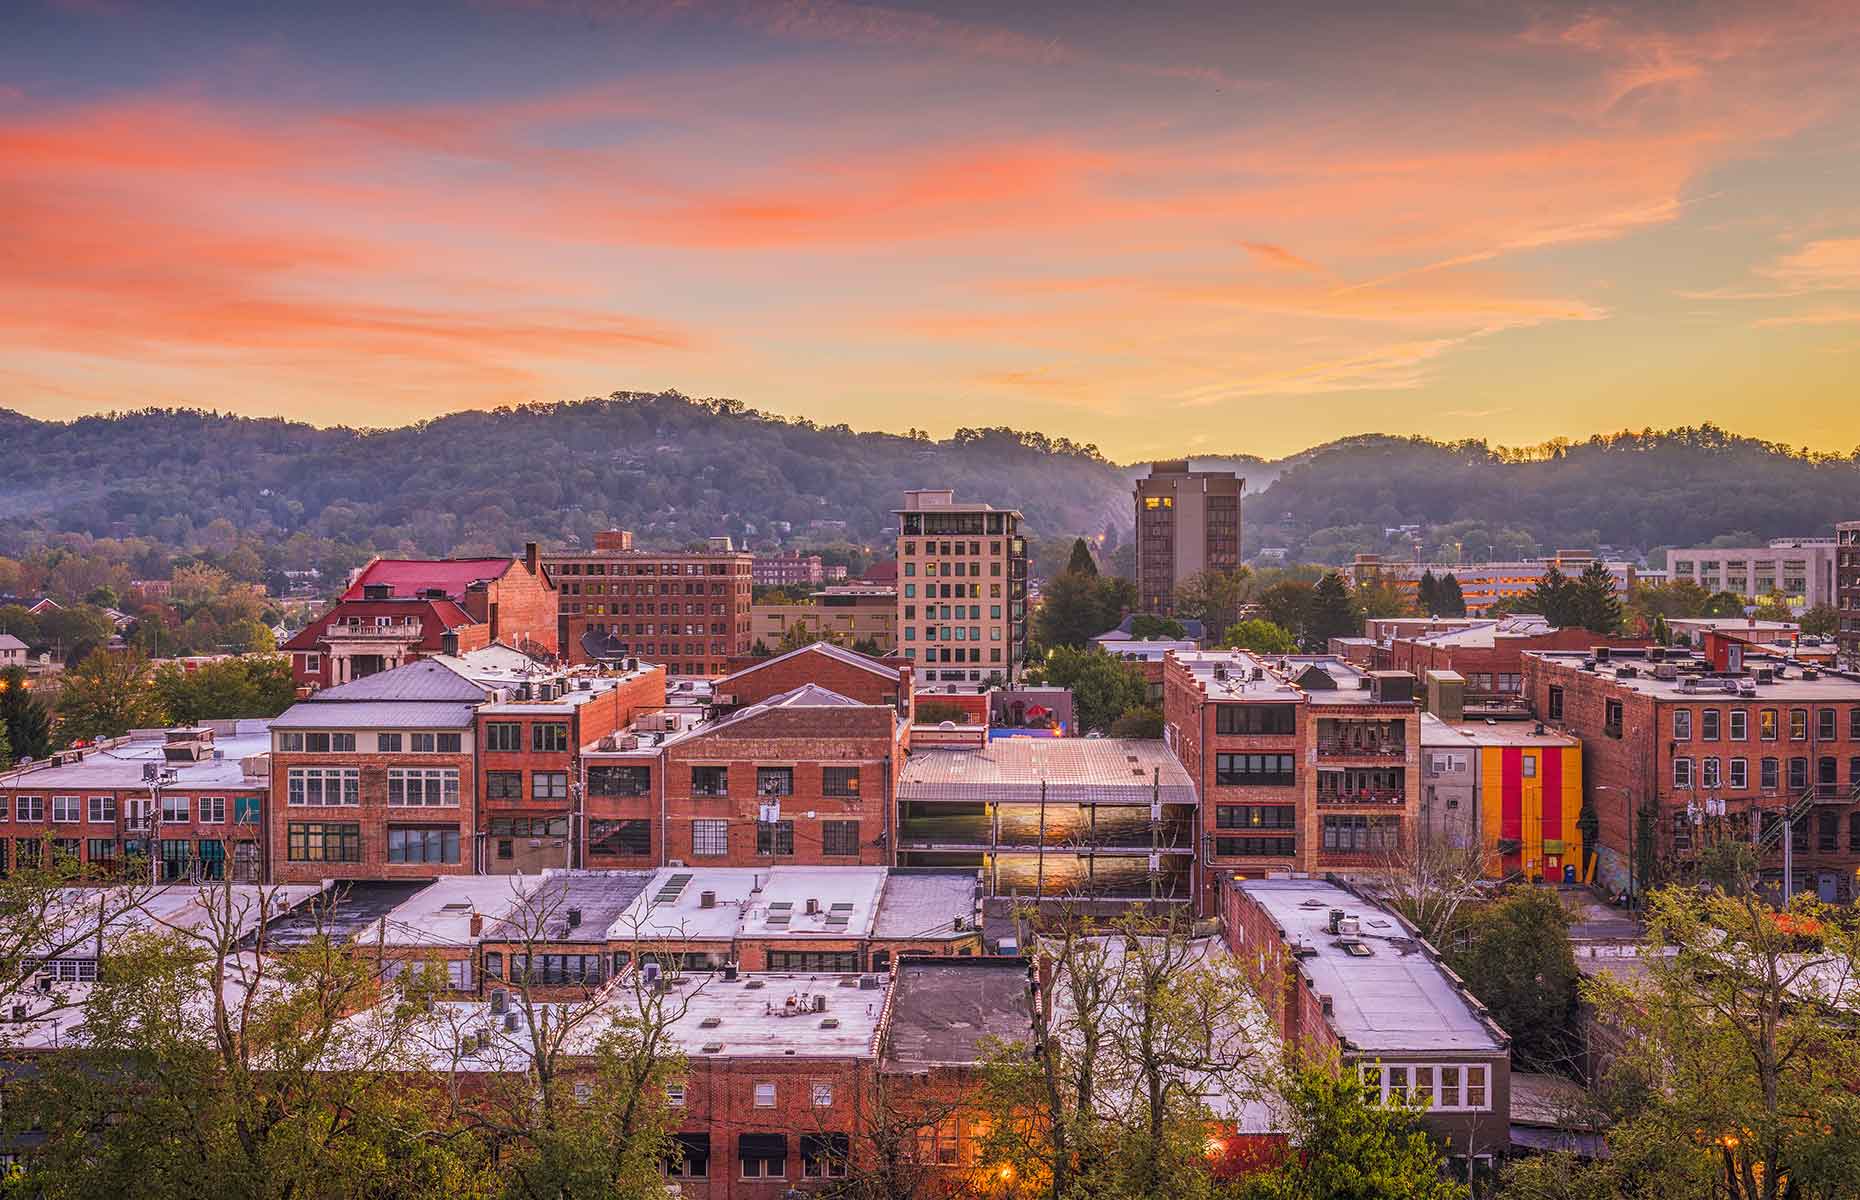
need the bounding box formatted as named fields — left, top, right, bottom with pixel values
left=544, top=529, right=754, bottom=679
left=1162, top=651, right=1421, bottom=911
left=0, top=720, right=271, bottom=882
left=749, top=586, right=899, bottom=654
left=1388, top=616, right=1645, bottom=712
left=1522, top=645, right=1860, bottom=899
left=282, top=547, right=558, bottom=691
left=751, top=551, right=825, bottom=589
left=715, top=642, right=911, bottom=712
left=894, top=490, right=1026, bottom=686
left=1134, top=460, right=1243, bottom=615
left=268, top=661, right=484, bottom=884
left=1840, top=520, right=1860, bottom=668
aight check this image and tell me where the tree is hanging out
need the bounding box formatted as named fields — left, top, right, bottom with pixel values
left=153, top=655, right=297, bottom=725
left=1355, top=581, right=1416, bottom=620
left=57, top=648, right=169, bottom=745
left=1536, top=886, right=1860, bottom=1200
left=1128, top=614, right=1187, bottom=641
left=1255, top=581, right=1315, bottom=643
left=1066, top=537, right=1099, bottom=576
left=1436, top=574, right=1466, bottom=617
left=1417, top=571, right=1439, bottom=616
left=1036, top=572, right=1135, bottom=651
left=749, top=638, right=771, bottom=658
left=1172, top=567, right=1252, bottom=637
left=1302, top=573, right=1359, bottom=650
left=1704, top=589, right=1746, bottom=618
left=1374, top=837, right=1487, bottom=951
left=1649, top=612, right=1671, bottom=646
left=777, top=619, right=827, bottom=652
left=1447, top=886, right=1578, bottom=1072
left=1572, top=561, right=1623, bottom=635
left=1222, top=619, right=1298, bottom=655
left=0, top=718, right=9, bottom=769
left=1799, top=604, right=1839, bottom=636
left=0, top=665, right=53, bottom=762
left=37, top=604, right=118, bottom=665
left=1030, top=647, right=1149, bottom=735
left=1521, top=567, right=1579, bottom=627
left=1107, top=706, right=1163, bottom=739
left=1239, top=1063, right=1465, bottom=1200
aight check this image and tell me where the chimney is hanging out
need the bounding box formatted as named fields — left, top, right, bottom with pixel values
left=524, top=542, right=539, bottom=574
left=441, top=631, right=460, bottom=657
left=469, top=912, right=484, bottom=937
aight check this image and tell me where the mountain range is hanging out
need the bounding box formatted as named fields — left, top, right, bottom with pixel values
left=3, top=394, right=1857, bottom=567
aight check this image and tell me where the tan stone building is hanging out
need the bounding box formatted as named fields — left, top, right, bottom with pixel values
left=893, top=490, right=1026, bottom=685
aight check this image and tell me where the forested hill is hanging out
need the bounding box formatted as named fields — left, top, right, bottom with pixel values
left=2, top=397, right=1855, bottom=567
left=0, top=394, right=1132, bottom=556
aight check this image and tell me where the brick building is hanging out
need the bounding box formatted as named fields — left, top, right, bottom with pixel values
left=1133, top=460, right=1244, bottom=616
left=751, top=551, right=825, bottom=589
left=894, top=490, right=1026, bottom=686
left=1522, top=646, right=1860, bottom=899
left=0, top=720, right=271, bottom=882
left=1388, top=616, right=1646, bottom=712
left=749, top=586, right=899, bottom=654
left=544, top=530, right=754, bottom=678
left=1839, top=520, right=1860, bottom=668
left=1163, top=651, right=1421, bottom=911
left=715, top=642, right=911, bottom=712
left=282, top=547, right=557, bottom=691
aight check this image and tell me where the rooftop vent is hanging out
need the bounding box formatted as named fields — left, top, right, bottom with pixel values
left=699, top=1016, right=722, bottom=1029
left=701, top=1042, right=724, bottom=1054
left=820, top=1017, right=840, bottom=1029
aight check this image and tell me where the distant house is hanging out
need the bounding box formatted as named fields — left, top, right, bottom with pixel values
left=0, top=633, right=27, bottom=668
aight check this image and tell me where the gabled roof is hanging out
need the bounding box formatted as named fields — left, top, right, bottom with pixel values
left=717, top=641, right=899, bottom=687
left=669, top=683, right=870, bottom=743
left=300, top=659, right=489, bottom=703
left=279, top=597, right=478, bottom=652
left=341, top=557, right=514, bottom=601
left=0, top=634, right=26, bottom=652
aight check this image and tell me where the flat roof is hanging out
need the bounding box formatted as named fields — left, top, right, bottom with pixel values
left=871, top=871, right=981, bottom=939
left=485, top=870, right=657, bottom=944
left=883, top=957, right=1033, bottom=1068
left=608, top=866, right=890, bottom=943
left=898, top=738, right=1196, bottom=804
left=1423, top=714, right=1578, bottom=749
left=1239, top=878, right=1506, bottom=1055
left=270, top=700, right=477, bottom=729
left=348, top=875, right=545, bottom=949
left=1527, top=651, right=1860, bottom=700
left=0, top=720, right=274, bottom=790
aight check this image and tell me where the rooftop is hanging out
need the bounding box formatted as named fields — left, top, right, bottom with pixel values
left=348, top=875, right=546, bottom=949
left=305, top=659, right=490, bottom=703
left=484, top=870, right=657, bottom=944
left=871, top=871, right=982, bottom=940
left=715, top=641, right=901, bottom=690
left=898, top=738, right=1197, bottom=805
left=1, top=719, right=274, bottom=789
left=1238, top=878, right=1507, bottom=1055
left=270, top=700, right=478, bottom=730
left=1421, top=713, right=1579, bottom=749
left=1526, top=649, right=1860, bottom=700
left=607, top=866, right=890, bottom=943
left=342, top=557, right=514, bottom=601
left=883, top=957, right=1034, bottom=1069
left=1402, top=615, right=1556, bottom=647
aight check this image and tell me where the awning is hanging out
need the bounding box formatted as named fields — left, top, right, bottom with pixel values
left=739, top=1132, right=788, bottom=1158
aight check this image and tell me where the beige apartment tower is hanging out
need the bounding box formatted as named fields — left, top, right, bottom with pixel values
left=1135, top=461, right=1243, bottom=615
left=895, top=490, right=1026, bottom=685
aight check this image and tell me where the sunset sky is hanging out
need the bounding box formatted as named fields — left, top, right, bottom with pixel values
left=4, top=0, right=1858, bottom=460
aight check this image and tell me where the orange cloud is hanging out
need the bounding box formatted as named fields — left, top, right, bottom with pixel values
left=1241, top=242, right=1317, bottom=272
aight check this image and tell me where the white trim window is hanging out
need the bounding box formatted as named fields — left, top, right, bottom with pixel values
left=88, top=796, right=116, bottom=823
left=199, top=796, right=226, bottom=824
left=1673, top=757, right=1694, bottom=789
left=287, top=767, right=361, bottom=806
left=50, top=796, right=81, bottom=824
left=388, top=768, right=460, bottom=807
left=1361, top=1061, right=1491, bottom=1111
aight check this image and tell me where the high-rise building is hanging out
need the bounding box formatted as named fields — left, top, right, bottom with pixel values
left=543, top=530, right=753, bottom=679
left=1840, top=521, right=1860, bottom=668
left=1134, top=461, right=1243, bottom=615
left=894, top=490, right=1025, bottom=685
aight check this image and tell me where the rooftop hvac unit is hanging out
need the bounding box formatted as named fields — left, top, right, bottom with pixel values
left=700, top=890, right=717, bottom=909
left=805, top=897, right=820, bottom=915
left=723, top=962, right=739, bottom=981
left=597, top=736, right=618, bottom=752
left=1615, top=665, right=1639, bottom=679
left=641, top=961, right=662, bottom=985
left=504, top=1012, right=519, bottom=1031
left=1653, top=664, right=1679, bottom=681
left=1755, top=667, right=1776, bottom=684
left=490, top=989, right=507, bottom=1014
left=577, top=679, right=593, bottom=691
left=1593, top=646, right=1612, bottom=662
left=1338, top=915, right=1362, bottom=938
left=1803, top=668, right=1821, bottom=680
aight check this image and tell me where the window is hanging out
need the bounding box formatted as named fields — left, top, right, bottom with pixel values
left=588, top=819, right=651, bottom=856
left=691, top=820, right=729, bottom=857
left=1673, top=710, right=1692, bottom=741
left=88, top=796, right=115, bottom=823
left=1363, top=1062, right=1490, bottom=1111
left=668, top=1133, right=708, bottom=1179
left=822, top=820, right=860, bottom=856
left=691, top=766, right=728, bottom=797
left=287, top=767, right=360, bottom=806
left=532, top=723, right=569, bottom=752
left=739, top=1134, right=786, bottom=1180
left=1547, top=686, right=1564, bottom=720
left=802, top=1133, right=849, bottom=1179
left=1789, top=757, right=1809, bottom=791
left=1730, top=758, right=1748, bottom=789
left=1702, top=757, right=1720, bottom=788
left=86, top=838, right=116, bottom=865
left=485, top=771, right=523, bottom=801
left=1521, top=756, right=1537, bottom=778
left=51, top=796, right=80, bottom=824
left=377, top=733, right=402, bottom=753
left=1819, top=708, right=1838, bottom=741
left=1729, top=709, right=1748, bottom=740
left=1702, top=709, right=1721, bottom=740
left=532, top=772, right=569, bottom=801
left=768, top=950, right=859, bottom=972
left=508, top=953, right=606, bottom=985
left=388, top=768, right=460, bottom=806
left=812, top=1082, right=834, bottom=1107
left=1215, top=704, right=1297, bottom=735
left=666, top=1084, right=686, bottom=1107
left=757, top=820, right=795, bottom=856
left=1790, top=710, right=1808, bottom=741
left=1321, top=814, right=1402, bottom=854
left=199, top=796, right=225, bottom=824
left=160, top=795, right=189, bottom=823
left=276, top=732, right=357, bottom=753
left=1604, top=699, right=1624, bottom=736
left=1852, top=708, right=1860, bottom=741
left=388, top=827, right=461, bottom=864
left=1672, top=758, right=1693, bottom=788
left=484, top=723, right=522, bottom=752
left=756, top=767, right=794, bottom=797
left=234, top=797, right=261, bottom=824
left=1760, top=709, right=1778, bottom=740
left=1215, top=754, right=1296, bottom=786
left=15, top=796, right=41, bottom=822
left=1216, top=836, right=1296, bottom=857
left=754, top=1082, right=776, bottom=1107
left=1761, top=758, right=1780, bottom=791
left=410, top=732, right=463, bottom=754
left=1216, top=805, right=1296, bottom=829
left=287, top=822, right=361, bottom=862
left=822, top=767, right=860, bottom=797
left=1819, top=810, right=1838, bottom=852
left=587, top=765, right=650, bottom=796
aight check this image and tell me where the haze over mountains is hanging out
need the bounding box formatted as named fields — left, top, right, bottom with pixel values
left=4, top=393, right=1858, bottom=566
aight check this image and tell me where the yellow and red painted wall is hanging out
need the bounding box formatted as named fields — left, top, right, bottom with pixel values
left=1480, top=743, right=1583, bottom=881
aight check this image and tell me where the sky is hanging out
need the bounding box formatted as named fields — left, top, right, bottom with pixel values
left=3, top=0, right=1858, bottom=461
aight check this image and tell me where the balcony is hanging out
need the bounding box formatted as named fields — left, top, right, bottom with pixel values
left=1317, top=789, right=1407, bottom=807
left=1315, top=738, right=1406, bottom=760
left=1314, top=719, right=1406, bottom=760
left=320, top=626, right=423, bottom=643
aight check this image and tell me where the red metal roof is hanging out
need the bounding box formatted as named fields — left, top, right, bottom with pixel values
left=281, top=598, right=478, bottom=652
left=341, top=557, right=514, bottom=600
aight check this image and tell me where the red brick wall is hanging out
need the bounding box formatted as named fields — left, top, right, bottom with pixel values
left=1221, top=880, right=1342, bottom=1059
left=674, top=1052, right=870, bottom=1198
left=480, top=550, right=560, bottom=655
left=547, top=552, right=754, bottom=676
left=0, top=784, right=265, bottom=879
left=721, top=650, right=910, bottom=711
left=1391, top=630, right=1648, bottom=696
left=269, top=750, right=476, bottom=883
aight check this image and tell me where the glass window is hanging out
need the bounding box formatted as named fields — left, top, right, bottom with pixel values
left=1701, top=758, right=1720, bottom=788
left=286, top=767, right=360, bottom=806
left=485, top=723, right=522, bottom=753
left=1790, top=709, right=1808, bottom=741
left=756, top=820, right=795, bottom=856
left=756, top=767, right=794, bottom=797
left=532, top=772, right=568, bottom=801
left=1673, top=710, right=1691, bottom=741
left=532, top=724, right=569, bottom=753
left=199, top=796, right=225, bottom=824
left=1789, top=758, right=1809, bottom=791
left=287, top=822, right=362, bottom=862
left=1761, top=758, right=1780, bottom=791
left=1701, top=709, right=1721, bottom=740
left=377, top=733, right=402, bottom=753
left=1215, top=754, right=1296, bottom=786
left=1672, top=758, right=1693, bottom=788
left=822, top=767, right=860, bottom=797
left=1760, top=710, right=1778, bottom=741
left=754, top=1082, right=776, bottom=1107
left=1729, top=709, right=1748, bottom=740
left=692, top=820, right=729, bottom=857
left=87, top=796, right=115, bottom=823
left=1818, top=709, right=1837, bottom=741
left=387, top=768, right=460, bottom=806
left=486, top=771, right=523, bottom=801
left=691, top=766, right=728, bottom=797
left=387, top=827, right=460, bottom=864
left=822, top=821, right=859, bottom=856
left=1214, top=705, right=1297, bottom=735
left=15, top=796, right=42, bottom=822
left=587, top=766, right=651, bottom=796
left=1729, top=758, right=1748, bottom=789
left=51, top=796, right=80, bottom=823
left=588, top=819, right=651, bottom=856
